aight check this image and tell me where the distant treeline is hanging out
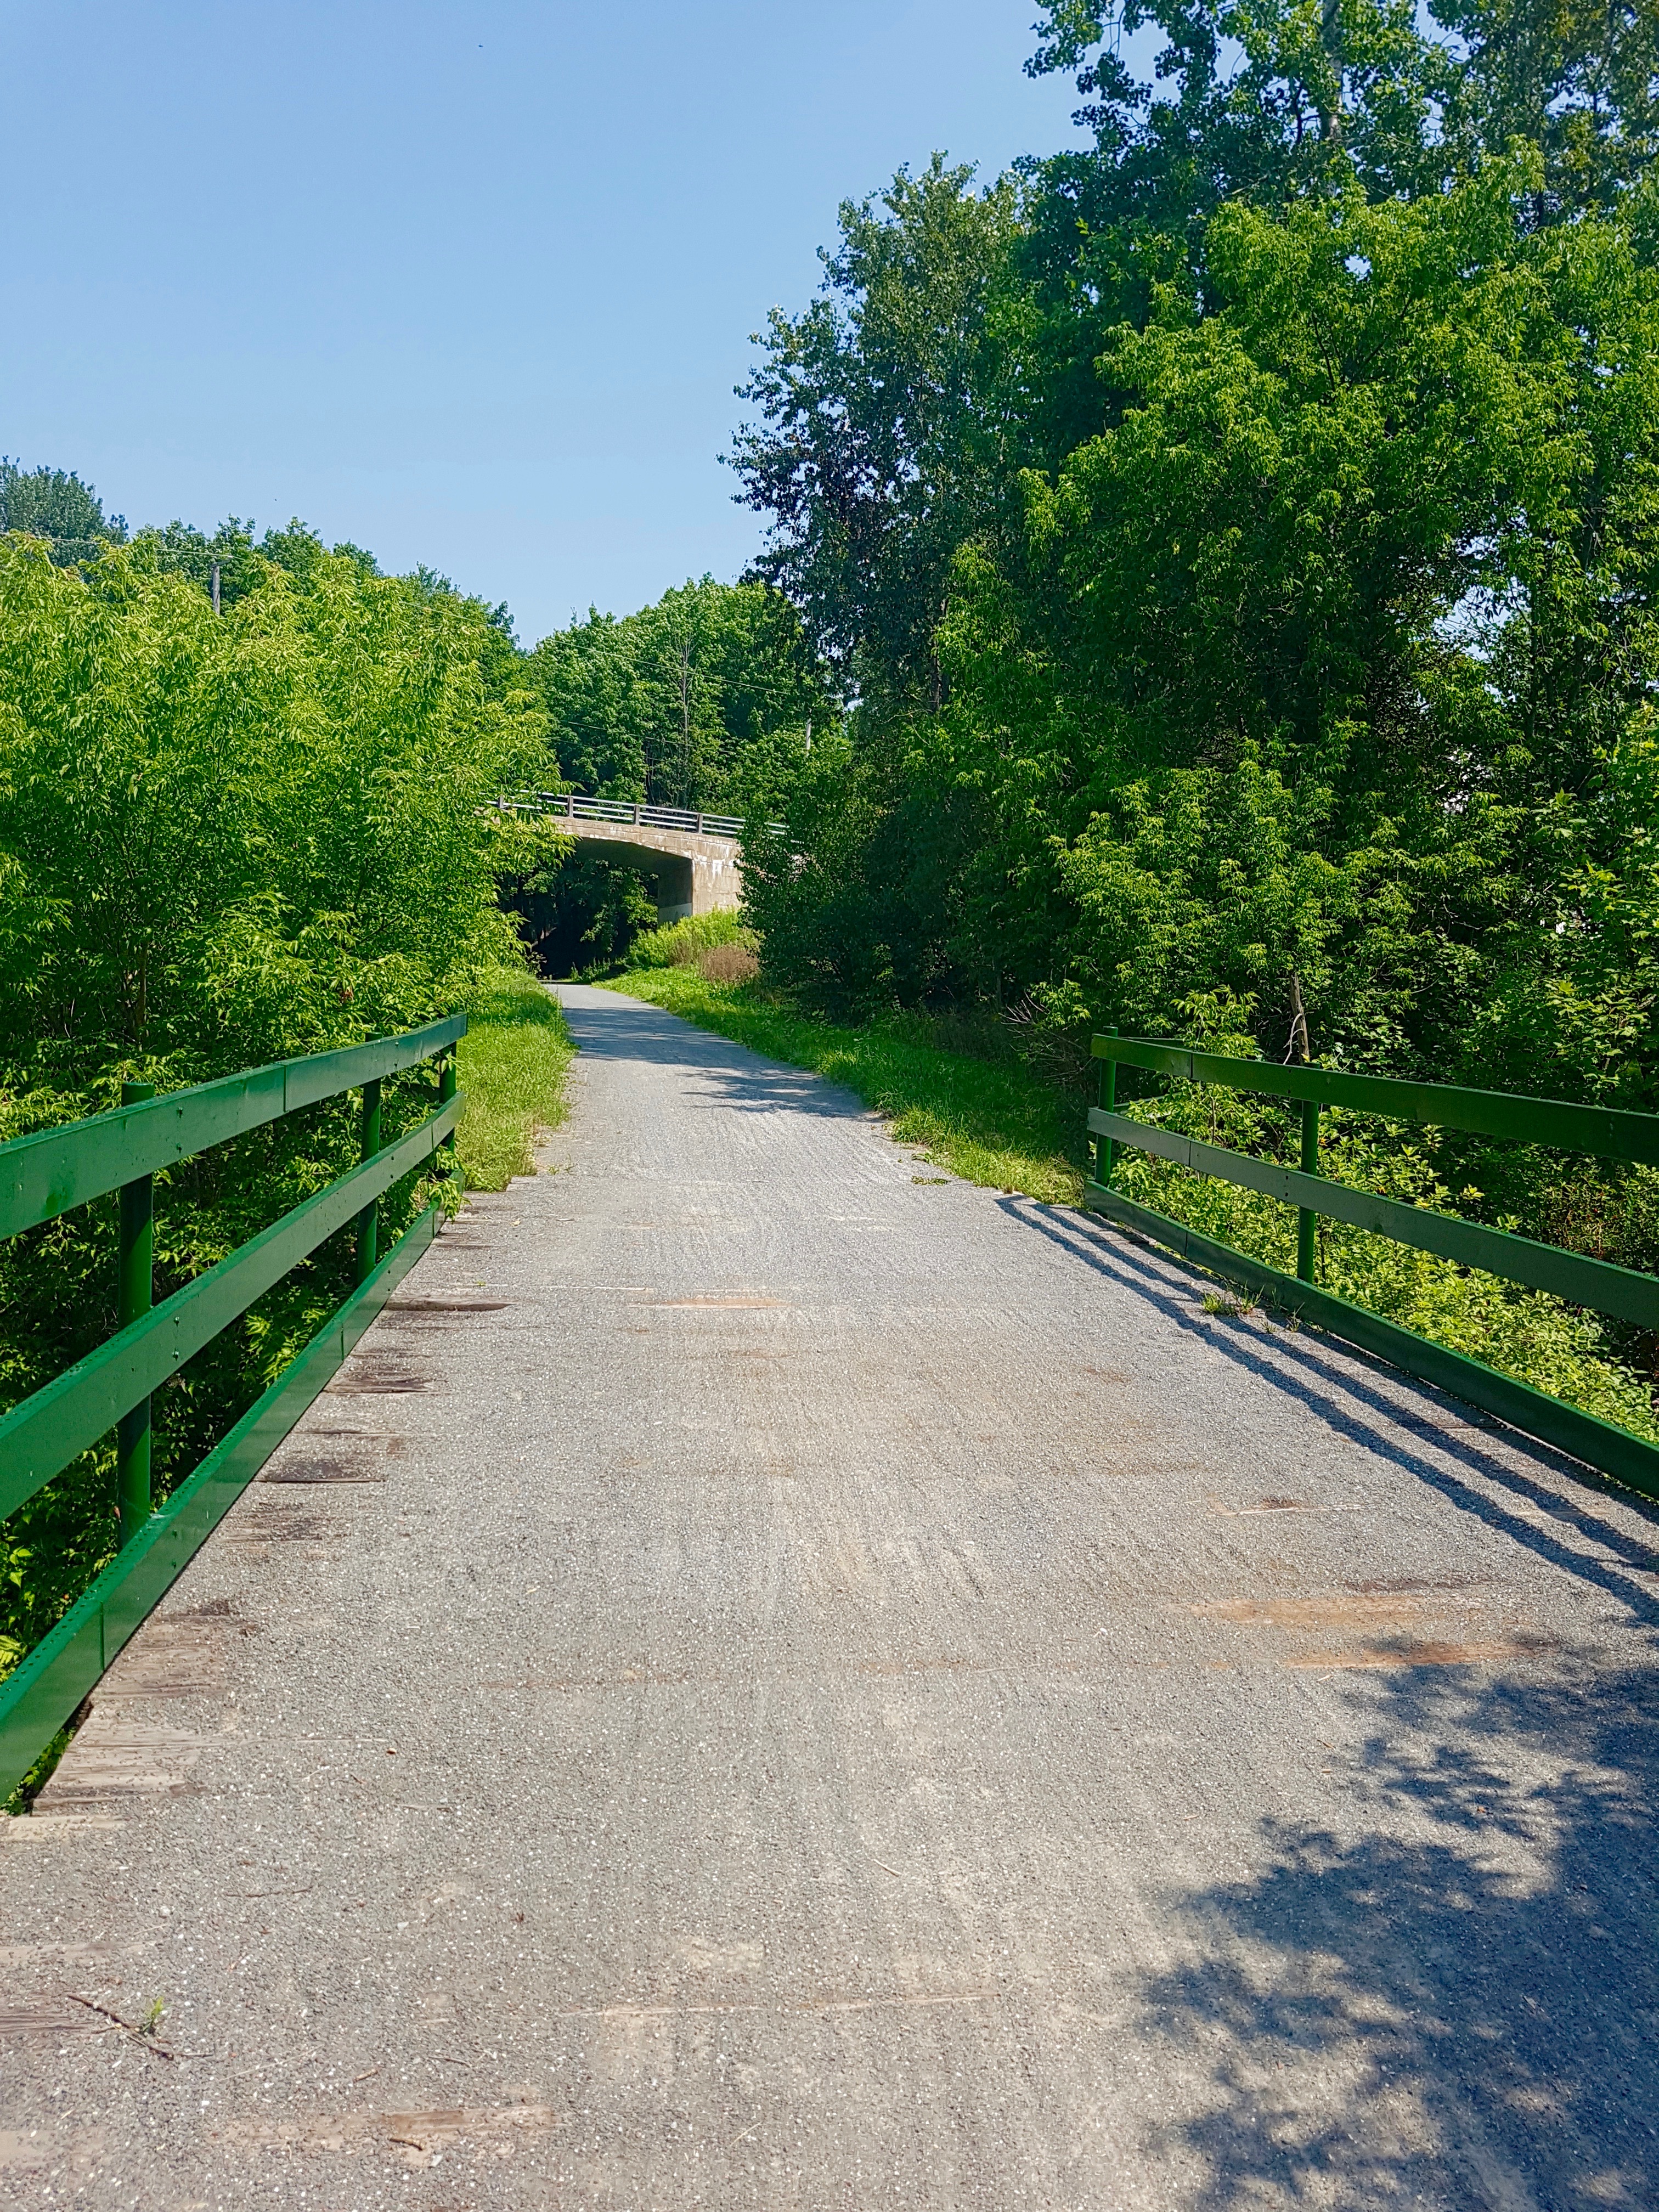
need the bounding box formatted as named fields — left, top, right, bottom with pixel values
left=0, top=456, right=832, bottom=820
left=0, top=455, right=834, bottom=975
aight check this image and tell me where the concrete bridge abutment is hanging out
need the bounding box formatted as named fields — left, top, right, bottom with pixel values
left=499, top=796, right=747, bottom=924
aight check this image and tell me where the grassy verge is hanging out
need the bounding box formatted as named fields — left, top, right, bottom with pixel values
left=600, top=964, right=1084, bottom=1202
left=456, top=966, right=575, bottom=1189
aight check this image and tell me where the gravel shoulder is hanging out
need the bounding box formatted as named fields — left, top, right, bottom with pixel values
left=3, top=981, right=1656, bottom=2209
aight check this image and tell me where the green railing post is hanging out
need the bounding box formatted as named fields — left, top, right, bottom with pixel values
left=438, top=1047, right=460, bottom=1192
left=115, top=1079, right=156, bottom=1547
left=1095, top=1031, right=1118, bottom=1188
left=1296, top=1097, right=1320, bottom=1282
left=354, top=1078, right=382, bottom=1285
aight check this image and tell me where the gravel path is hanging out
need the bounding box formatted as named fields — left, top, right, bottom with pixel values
left=3, top=981, right=1656, bottom=2209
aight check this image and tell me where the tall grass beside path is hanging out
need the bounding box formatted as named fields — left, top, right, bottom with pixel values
left=457, top=970, right=575, bottom=1189
left=599, top=966, right=1084, bottom=1202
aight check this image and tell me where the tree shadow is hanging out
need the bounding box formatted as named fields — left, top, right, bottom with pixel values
left=993, top=1199, right=1659, bottom=2198
left=1137, top=1659, right=1659, bottom=2207
left=555, top=986, right=873, bottom=1119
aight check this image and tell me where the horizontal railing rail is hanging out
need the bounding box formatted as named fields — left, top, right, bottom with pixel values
left=1086, top=1033, right=1659, bottom=1497
left=0, top=1097, right=460, bottom=1522
left=1, top=1014, right=464, bottom=1243
left=0, top=1017, right=465, bottom=1802
left=1090, top=1035, right=1659, bottom=1165
left=1086, top=1110, right=1659, bottom=1327
left=492, top=791, right=786, bottom=839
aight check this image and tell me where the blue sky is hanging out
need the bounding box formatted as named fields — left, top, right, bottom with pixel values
left=1, top=2, right=1093, bottom=641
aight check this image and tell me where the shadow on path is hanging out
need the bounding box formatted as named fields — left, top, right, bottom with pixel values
left=1003, top=1198, right=1659, bottom=1627
left=555, top=988, right=874, bottom=1120
left=1138, top=1660, right=1659, bottom=2207
left=1002, top=1197, right=1659, bottom=2199
left=550, top=993, right=1659, bottom=2199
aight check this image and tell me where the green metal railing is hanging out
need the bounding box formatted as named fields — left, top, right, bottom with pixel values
left=0, top=1016, right=465, bottom=1801
left=1086, top=1034, right=1659, bottom=1497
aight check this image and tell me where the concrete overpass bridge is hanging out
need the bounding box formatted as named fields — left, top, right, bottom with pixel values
left=494, top=791, right=772, bottom=923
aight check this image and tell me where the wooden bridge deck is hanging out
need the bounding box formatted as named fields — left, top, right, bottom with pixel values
left=3, top=983, right=1655, bottom=2208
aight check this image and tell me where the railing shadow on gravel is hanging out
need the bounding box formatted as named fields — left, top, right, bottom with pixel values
left=1002, top=1198, right=1659, bottom=1624
left=1124, top=1657, right=1658, bottom=2208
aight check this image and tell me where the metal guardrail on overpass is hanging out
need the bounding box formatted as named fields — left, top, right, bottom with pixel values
left=494, top=792, right=785, bottom=839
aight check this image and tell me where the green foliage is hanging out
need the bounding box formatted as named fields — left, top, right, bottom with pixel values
left=737, top=719, right=966, bottom=1014
left=748, top=158, right=1659, bottom=1086
left=504, top=852, right=659, bottom=979
left=528, top=576, right=834, bottom=812
left=732, top=159, right=1030, bottom=697
left=0, top=535, right=557, bottom=1679
left=0, top=459, right=125, bottom=567
left=0, top=538, right=547, bottom=1078
left=454, top=968, right=575, bottom=1190
left=621, top=911, right=752, bottom=970
left=737, top=8, right=1659, bottom=1054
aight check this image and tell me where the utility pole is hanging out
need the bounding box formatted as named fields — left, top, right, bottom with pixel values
left=211, top=560, right=221, bottom=615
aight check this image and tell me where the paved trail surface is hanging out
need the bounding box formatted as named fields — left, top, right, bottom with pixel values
left=4, top=983, right=1657, bottom=2208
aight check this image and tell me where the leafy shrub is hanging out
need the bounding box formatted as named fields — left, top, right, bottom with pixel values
left=622, top=911, right=752, bottom=969
left=0, top=535, right=556, bottom=1678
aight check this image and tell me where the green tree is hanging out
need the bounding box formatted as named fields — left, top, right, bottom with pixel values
left=730, top=160, right=1028, bottom=704
left=1434, top=0, right=1659, bottom=218
left=0, top=458, right=125, bottom=565
left=0, top=533, right=555, bottom=1666
left=737, top=0, right=1659, bottom=1076
left=529, top=577, right=833, bottom=811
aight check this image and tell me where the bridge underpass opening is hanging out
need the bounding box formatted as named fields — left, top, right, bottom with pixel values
left=498, top=803, right=746, bottom=974
left=580, top=839, right=696, bottom=923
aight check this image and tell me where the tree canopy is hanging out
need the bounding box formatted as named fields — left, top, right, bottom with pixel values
left=0, top=459, right=125, bottom=567
left=729, top=0, right=1659, bottom=1131
left=528, top=575, right=835, bottom=817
